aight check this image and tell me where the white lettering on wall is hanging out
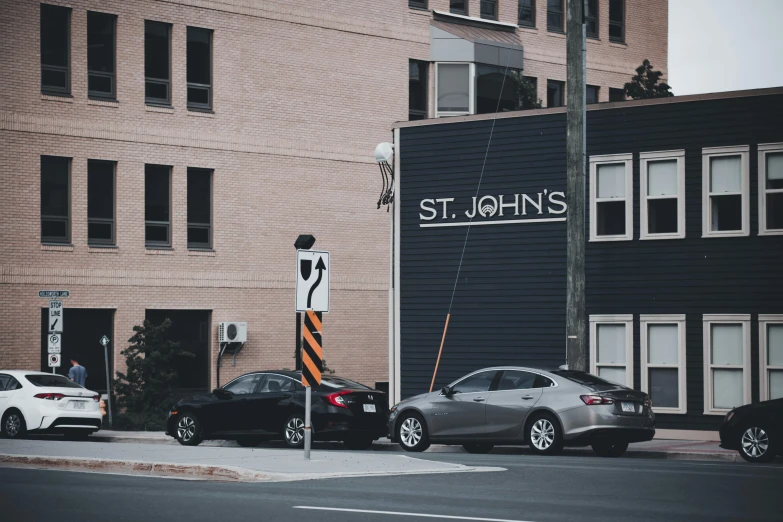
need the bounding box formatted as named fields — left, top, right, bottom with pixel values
left=419, top=199, right=437, bottom=221
left=547, top=191, right=567, bottom=214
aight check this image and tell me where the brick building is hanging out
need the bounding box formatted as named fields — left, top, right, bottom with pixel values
left=0, top=0, right=667, bottom=395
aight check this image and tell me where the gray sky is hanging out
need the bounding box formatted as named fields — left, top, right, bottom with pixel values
left=669, top=0, right=783, bottom=95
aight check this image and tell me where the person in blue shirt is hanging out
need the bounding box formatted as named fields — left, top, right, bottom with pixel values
left=68, top=355, right=87, bottom=387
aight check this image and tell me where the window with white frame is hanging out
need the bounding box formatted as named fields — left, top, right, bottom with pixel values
left=640, top=315, right=687, bottom=413
left=760, top=315, right=783, bottom=401
left=590, top=154, right=633, bottom=241
left=640, top=150, right=685, bottom=239
left=590, top=315, right=633, bottom=387
left=703, top=314, right=751, bottom=414
left=758, top=143, right=783, bottom=235
left=436, top=63, right=473, bottom=117
left=702, top=146, right=749, bottom=237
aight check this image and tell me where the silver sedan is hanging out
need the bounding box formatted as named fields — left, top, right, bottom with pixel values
left=387, top=367, right=655, bottom=457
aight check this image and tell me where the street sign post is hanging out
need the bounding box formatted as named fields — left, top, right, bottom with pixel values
left=296, top=250, right=330, bottom=313
left=49, top=300, right=64, bottom=333
left=48, top=353, right=61, bottom=368
left=100, top=335, right=113, bottom=428
left=301, top=309, right=324, bottom=460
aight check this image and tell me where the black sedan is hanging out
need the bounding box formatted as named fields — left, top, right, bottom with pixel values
left=719, top=397, right=782, bottom=463
left=166, top=371, right=388, bottom=450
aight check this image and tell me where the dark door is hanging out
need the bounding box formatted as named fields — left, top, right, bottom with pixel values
left=428, top=370, right=498, bottom=439
left=245, top=374, right=298, bottom=433
left=484, top=370, right=543, bottom=440
left=204, top=373, right=264, bottom=433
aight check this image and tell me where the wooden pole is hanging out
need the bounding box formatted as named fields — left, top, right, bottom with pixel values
left=429, top=313, right=451, bottom=392
left=566, top=0, right=587, bottom=371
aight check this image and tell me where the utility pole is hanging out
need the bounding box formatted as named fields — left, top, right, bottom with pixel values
left=565, top=0, right=587, bottom=371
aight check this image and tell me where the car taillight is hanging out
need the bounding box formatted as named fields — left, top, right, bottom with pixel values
left=644, top=398, right=652, bottom=408
left=325, top=391, right=351, bottom=408
left=34, top=393, right=65, bottom=401
left=580, top=395, right=614, bottom=405
left=93, top=395, right=100, bottom=402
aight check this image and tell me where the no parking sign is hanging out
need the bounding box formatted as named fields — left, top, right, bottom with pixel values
left=48, top=353, right=61, bottom=368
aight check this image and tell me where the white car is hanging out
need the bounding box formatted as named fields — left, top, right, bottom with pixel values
left=0, top=371, right=102, bottom=440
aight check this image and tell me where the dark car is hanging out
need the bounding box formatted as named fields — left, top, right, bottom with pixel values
left=719, top=398, right=782, bottom=463
left=166, top=371, right=388, bottom=450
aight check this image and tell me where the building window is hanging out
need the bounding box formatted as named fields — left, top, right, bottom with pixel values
left=640, top=150, right=685, bottom=240
left=760, top=315, right=783, bottom=401
left=589, top=153, right=633, bottom=241
left=702, top=146, right=749, bottom=237
left=436, top=63, right=472, bottom=117
left=450, top=0, right=467, bottom=16
left=187, top=27, right=213, bottom=110
left=480, top=0, right=498, bottom=20
left=518, top=0, right=535, bottom=27
left=187, top=168, right=212, bottom=249
left=476, top=65, right=522, bottom=114
left=586, top=85, right=599, bottom=105
left=409, top=60, right=428, bottom=120
left=640, top=315, right=687, bottom=414
left=703, top=314, right=751, bottom=414
left=758, top=143, right=783, bottom=235
left=87, top=160, right=116, bottom=246
left=41, top=156, right=70, bottom=244
left=609, top=0, right=625, bottom=42
left=87, top=12, right=116, bottom=100
left=546, top=79, right=564, bottom=107
left=145, top=21, right=172, bottom=106
left=145, top=164, right=171, bottom=247
left=547, top=0, right=564, bottom=32
left=40, top=4, right=71, bottom=95
left=409, top=0, right=427, bottom=9
left=590, top=315, right=634, bottom=388
left=609, top=87, right=625, bottom=102
left=586, top=0, right=599, bottom=38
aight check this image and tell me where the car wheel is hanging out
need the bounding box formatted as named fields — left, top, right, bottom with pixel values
left=738, top=425, right=775, bottom=463
left=1, top=409, right=26, bottom=439
left=526, top=413, right=564, bottom=456
left=397, top=412, right=430, bottom=452
left=343, top=436, right=374, bottom=451
left=463, top=443, right=494, bottom=454
left=283, top=414, right=306, bottom=449
left=175, top=413, right=203, bottom=446
left=591, top=440, right=629, bottom=458
left=236, top=436, right=263, bottom=447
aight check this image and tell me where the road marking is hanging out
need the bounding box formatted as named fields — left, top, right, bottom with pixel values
left=293, top=506, right=536, bottom=522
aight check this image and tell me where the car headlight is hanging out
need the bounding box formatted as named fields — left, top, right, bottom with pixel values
left=725, top=410, right=734, bottom=423
left=389, top=405, right=399, bottom=417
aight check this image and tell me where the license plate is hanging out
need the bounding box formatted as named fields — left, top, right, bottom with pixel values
left=363, top=404, right=376, bottom=413
left=621, top=402, right=635, bottom=413
left=73, top=402, right=86, bottom=410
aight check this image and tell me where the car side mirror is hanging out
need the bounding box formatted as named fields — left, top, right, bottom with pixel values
left=441, top=386, right=453, bottom=396
left=213, top=388, right=233, bottom=400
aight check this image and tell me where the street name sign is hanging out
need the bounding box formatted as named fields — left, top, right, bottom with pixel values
left=296, top=250, right=330, bottom=312
left=48, top=334, right=61, bottom=354
left=49, top=300, right=64, bottom=333
left=48, top=353, right=61, bottom=368
left=39, top=290, right=70, bottom=298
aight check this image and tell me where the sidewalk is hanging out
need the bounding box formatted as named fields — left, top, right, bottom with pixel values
left=0, top=439, right=502, bottom=483
left=86, top=430, right=741, bottom=462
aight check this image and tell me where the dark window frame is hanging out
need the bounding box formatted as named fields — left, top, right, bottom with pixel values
left=187, top=26, right=213, bottom=111
left=547, top=79, right=564, bottom=108
left=449, top=0, right=467, bottom=16
left=609, top=0, right=625, bottom=43
left=586, top=85, right=600, bottom=104
left=145, top=164, right=172, bottom=248
left=87, top=11, right=117, bottom=100
left=87, top=160, right=116, bottom=246
left=40, top=4, right=71, bottom=96
left=144, top=20, right=172, bottom=107
left=187, top=167, right=213, bottom=250
left=547, top=0, right=564, bottom=33
left=40, top=155, right=71, bottom=244
left=480, top=0, right=498, bottom=21
left=586, top=0, right=599, bottom=39
left=409, top=0, right=428, bottom=10
left=409, top=59, right=428, bottom=121
left=518, top=0, right=536, bottom=28
left=609, top=87, right=625, bottom=102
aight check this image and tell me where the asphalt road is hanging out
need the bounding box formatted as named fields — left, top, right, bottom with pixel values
left=1, top=453, right=781, bottom=522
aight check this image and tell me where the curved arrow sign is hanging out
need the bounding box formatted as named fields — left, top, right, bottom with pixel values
left=296, top=250, right=330, bottom=312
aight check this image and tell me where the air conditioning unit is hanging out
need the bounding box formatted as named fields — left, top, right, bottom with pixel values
left=218, top=322, right=247, bottom=343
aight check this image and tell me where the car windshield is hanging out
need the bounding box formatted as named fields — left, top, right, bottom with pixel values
left=25, top=374, right=84, bottom=388
left=550, top=370, right=625, bottom=390
left=319, top=376, right=371, bottom=390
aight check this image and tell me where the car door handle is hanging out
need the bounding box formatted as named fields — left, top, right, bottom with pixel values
left=473, top=397, right=486, bottom=402
left=521, top=395, right=535, bottom=400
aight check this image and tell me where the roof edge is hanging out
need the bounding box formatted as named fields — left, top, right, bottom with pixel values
left=392, top=86, right=783, bottom=130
